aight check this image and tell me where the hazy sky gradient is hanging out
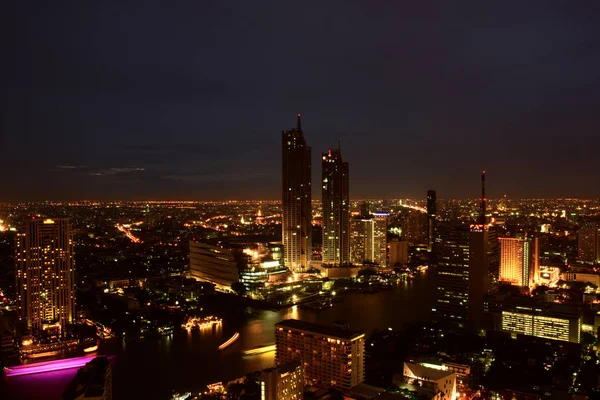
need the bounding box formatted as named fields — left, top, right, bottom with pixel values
left=2, top=2, right=599, bottom=200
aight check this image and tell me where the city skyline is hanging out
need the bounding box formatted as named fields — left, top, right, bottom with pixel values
left=3, top=3, right=600, bottom=201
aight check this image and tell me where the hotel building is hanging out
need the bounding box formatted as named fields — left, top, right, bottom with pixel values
left=260, top=360, right=304, bottom=400
left=275, top=319, right=364, bottom=390
left=16, top=218, right=75, bottom=334
left=499, top=236, right=539, bottom=287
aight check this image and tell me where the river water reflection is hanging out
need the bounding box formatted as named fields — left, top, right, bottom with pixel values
left=2, top=273, right=435, bottom=400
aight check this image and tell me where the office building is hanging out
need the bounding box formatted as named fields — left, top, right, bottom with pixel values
left=485, top=295, right=582, bottom=343
left=578, top=226, right=600, bottom=264
left=499, top=236, right=539, bottom=287
left=434, top=226, right=470, bottom=326
left=275, top=319, right=364, bottom=390
left=435, top=172, right=499, bottom=328
left=399, top=362, right=457, bottom=400
left=282, top=115, right=312, bottom=272
left=389, top=238, right=409, bottom=266
left=350, top=216, right=374, bottom=265
left=322, top=146, right=350, bottom=266
left=427, top=190, right=436, bottom=252
left=189, top=241, right=239, bottom=289
left=16, top=218, right=75, bottom=334
left=260, top=360, right=304, bottom=400
left=63, top=356, right=112, bottom=400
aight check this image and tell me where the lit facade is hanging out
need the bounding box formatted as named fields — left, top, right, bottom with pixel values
left=403, top=211, right=427, bottom=245
left=486, top=297, right=582, bottom=343
left=350, top=217, right=374, bottom=265
left=499, top=236, right=539, bottom=287
left=322, top=147, right=349, bottom=266
left=427, top=190, right=436, bottom=252
left=282, top=115, right=312, bottom=272
left=275, top=319, right=364, bottom=390
left=16, top=218, right=75, bottom=333
left=578, top=227, right=600, bottom=264
left=189, top=241, right=238, bottom=289
left=372, top=213, right=388, bottom=266
left=260, top=360, right=304, bottom=400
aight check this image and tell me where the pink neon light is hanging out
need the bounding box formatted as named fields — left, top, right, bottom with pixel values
left=5, top=355, right=98, bottom=377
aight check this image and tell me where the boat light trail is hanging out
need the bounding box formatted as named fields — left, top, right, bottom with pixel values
left=243, top=344, right=276, bottom=355
left=218, top=332, right=239, bottom=350
left=4, top=355, right=97, bottom=377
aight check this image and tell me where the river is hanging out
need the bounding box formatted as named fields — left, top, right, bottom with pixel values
left=1, top=272, right=435, bottom=399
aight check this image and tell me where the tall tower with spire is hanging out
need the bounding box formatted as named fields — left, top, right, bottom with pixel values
left=282, top=114, right=312, bottom=272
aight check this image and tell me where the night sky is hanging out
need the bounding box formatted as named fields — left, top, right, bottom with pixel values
left=3, top=2, right=600, bottom=201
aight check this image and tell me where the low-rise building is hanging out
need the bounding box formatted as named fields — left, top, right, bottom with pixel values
left=396, top=362, right=456, bottom=400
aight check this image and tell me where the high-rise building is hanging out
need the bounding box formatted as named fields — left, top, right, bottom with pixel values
left=350, top=217, right=374, bottom=265
left=350, top=212, right=388, bottom=266
left=275, top=319, right=364, bottom=390
left=435, top=171, right=499, bottom=328
left=434, top=226, right=470, bottom=326
left=389, top=238, right=409, bottom=266
left=499, top=236, right=539, bottom=287
left=16, top=218, right=75, bottom=334
left=578, top=227, right=600, bottom=264
left=260, top=360, right=304, bottom=400
left=372, top=213, right=388, bottom=267
left=282, top=115, right=312, bottom=272
left=189, top=241, right=239, bottom=289
left=321, top=146, right=349, bottom=266
left=426, top=190, right=436, bottom=253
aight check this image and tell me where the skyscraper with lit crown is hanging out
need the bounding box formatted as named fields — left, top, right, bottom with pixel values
left=321, top=145, right=349, bottom=266
left=16, top=218, right=75, bottom=334
left=282, top=115, right=312, bottom=272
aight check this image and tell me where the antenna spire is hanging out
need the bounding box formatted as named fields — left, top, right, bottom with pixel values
left=479, top=170, right=486, bottom=224
left=297, top=114, right=302, bottom=131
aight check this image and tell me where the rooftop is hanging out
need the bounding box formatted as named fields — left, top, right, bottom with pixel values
left=276, top=319, right=364, bottom=341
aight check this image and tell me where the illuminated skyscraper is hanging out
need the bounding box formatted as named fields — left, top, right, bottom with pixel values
left=321, top=146, right=349, bottom=266
left=427, top=190, right=436, bottom=252
left=16, top=218, right=75, bottom=334
left=499, top=236, right=539, bottom=287
left=578, top=227, right=600, bottom=264
left=282, top=115, right=312, bottom=272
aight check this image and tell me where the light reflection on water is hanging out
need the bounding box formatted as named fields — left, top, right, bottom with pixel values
left=3, top=274, right=434, bottom=400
